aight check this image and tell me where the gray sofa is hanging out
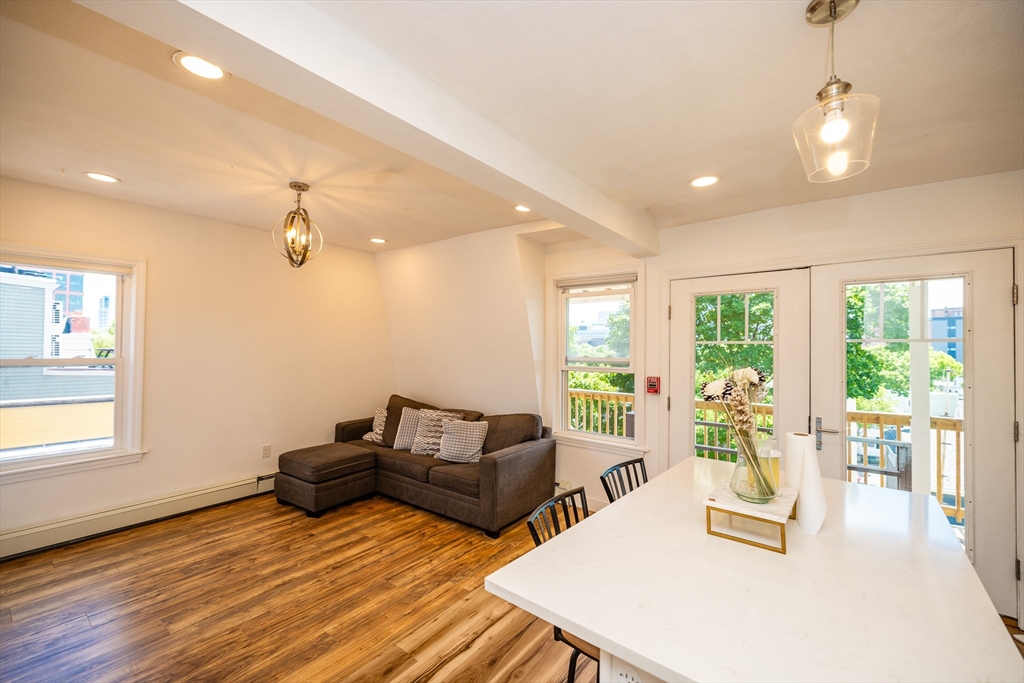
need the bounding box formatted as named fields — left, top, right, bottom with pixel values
left=335, top=394, right=556, bottom=537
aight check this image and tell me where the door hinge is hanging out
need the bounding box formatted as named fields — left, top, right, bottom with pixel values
left=668, top=305, right=672, bottom=320
left=1013, top=283, right=1019, bottom=306
left=1016, top=558, right=1020, bottom=581
left=667, top=396, right=671, bottom=411
left=1015, top=420, right=1020, bottom=443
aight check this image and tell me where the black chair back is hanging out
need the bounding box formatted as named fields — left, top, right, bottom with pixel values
left=527, top=487, right=589, bottom=547
left=600, top=457, right=648, bottom=503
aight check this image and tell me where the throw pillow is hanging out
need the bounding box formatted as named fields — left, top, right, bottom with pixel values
left=362, top=407, right=387, bottom=443
left=411, top=410, right=463, bottom=455
left=436, top=420, right=489, bottom=463
left=392, top=407, right=421, bottom=451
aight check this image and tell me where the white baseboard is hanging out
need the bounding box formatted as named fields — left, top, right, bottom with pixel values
left=0, top=474, right=276, bottom=559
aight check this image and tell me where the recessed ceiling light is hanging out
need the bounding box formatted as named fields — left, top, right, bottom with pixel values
left=689, top=175, right=720, bottom=188
left=85, top=172, right=120, bottom=183
left=172, top=51, right=229, bottom=80
left=370, top=238, right=387, bottom=244
left=515, top=205, right=531, bottom=212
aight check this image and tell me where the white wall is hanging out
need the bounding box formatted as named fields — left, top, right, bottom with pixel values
left=0, top=178, right=397, bottom=533
left=375, top=225, right=543, bottom=416
left=546, top=170, right=1024, bottom=507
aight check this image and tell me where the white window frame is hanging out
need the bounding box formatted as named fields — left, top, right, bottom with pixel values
left=0, top=242, right=147, bottom=484
left=553, top=266, right=645, bottom=449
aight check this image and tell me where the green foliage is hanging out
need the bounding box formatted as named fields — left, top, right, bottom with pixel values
left=91, top=320, right=115, bottom=357
left=605, top=301, right=630, bottom=358
left=854, top=389, right=898, bottom=412
left=567, top=302, right=634, bottom=394
left=930, top=349, right=963, bottom=384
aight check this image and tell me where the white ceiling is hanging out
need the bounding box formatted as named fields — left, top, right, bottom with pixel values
left=315, top=0, right=1024, bottom=228
left=1, top=1, right=1021, bottom=255
left=0, top=1, right=551, bottom=252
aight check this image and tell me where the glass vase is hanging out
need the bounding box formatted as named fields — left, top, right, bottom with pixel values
left=729, top=430, right=779, bottom=504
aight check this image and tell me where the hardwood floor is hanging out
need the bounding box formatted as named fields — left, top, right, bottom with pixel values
left=0, top=494, right=597, bottom=683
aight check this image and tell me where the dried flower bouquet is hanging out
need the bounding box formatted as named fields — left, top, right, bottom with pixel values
left=701, top=367, right=777, bottom=501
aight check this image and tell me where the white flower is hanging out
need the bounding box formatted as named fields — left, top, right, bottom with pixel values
left=732, top=367, right=761, bottom=388
left=702, top=379, right=731, bottom=401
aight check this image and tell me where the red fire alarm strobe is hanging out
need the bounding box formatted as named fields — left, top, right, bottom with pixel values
left=646, top=376, right=660, bottom=394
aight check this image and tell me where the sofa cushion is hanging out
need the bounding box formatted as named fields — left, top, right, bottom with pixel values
left=375, top=449, right=447, bottom=482
left=363, top=407, right=387, bottom=443
left=278, top=442, right=375, bottom=483
left=428, top=463, right=481, bottom=498
left=393, top=407, right=422, bottom=451
left=382, top=395, right=437, bottom=447
left=412, top=409, right=464, bottom=455
left=381, top=395, right=486, bottom=447
left=437, top=419, right=488, bottom=463
left=481, top=414, right=543, bottom=454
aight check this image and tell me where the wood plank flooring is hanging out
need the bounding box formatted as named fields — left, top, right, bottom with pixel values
left=0, top=494, right=597, bottom=683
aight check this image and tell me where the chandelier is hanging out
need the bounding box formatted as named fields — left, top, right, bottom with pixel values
left=792, top=0, right=880, bottom=182
left=273, top=182, right=323, bottom=268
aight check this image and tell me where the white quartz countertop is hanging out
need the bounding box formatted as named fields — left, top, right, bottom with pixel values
left=485, top=457, right=1023, bottom=682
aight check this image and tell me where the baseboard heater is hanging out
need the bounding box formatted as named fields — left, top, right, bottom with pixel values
left=0, top=473, right=277, bottom=559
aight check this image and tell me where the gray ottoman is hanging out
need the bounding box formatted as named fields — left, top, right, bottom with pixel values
left=275, top=442, right=376, bottom=517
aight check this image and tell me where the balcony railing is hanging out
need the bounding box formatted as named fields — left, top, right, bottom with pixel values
left=693, top=402, right=965, bottom=525
left=567, top=389, right=634, bottom=437
left=846, top=410, right=964, bottom=524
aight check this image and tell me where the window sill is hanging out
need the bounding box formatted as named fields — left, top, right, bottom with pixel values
left=0, top=449, right=147, bottom=485
left=554, top=431, right=648, bottom=456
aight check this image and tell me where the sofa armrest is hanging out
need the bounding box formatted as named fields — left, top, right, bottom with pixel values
left=335, top=417, right=373, bottom=443
left=478, top=438, right=556, bottom=532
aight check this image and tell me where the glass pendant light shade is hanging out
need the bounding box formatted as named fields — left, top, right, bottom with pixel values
left=272, top=182, right=323, bottom=268
left=793, top=88, right=880, bottom=182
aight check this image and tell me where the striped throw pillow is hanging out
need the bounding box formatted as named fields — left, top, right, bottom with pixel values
left=411, top=410, right=463, bottom=455
left=436, top=420, right=489, bottom=463
left=392, top=408, right=421, bottom=451
left=362, top=407, right=387, bottom=443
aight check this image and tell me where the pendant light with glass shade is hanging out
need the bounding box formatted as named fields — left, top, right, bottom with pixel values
left=273, top=182, right=323, bottom=268
left=793, top=0, right=880, bottom=183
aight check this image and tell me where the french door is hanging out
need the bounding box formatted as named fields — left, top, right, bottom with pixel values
left=668, top=270, right=810, bottom=470
left=669, top=249, right=1017, bottom=617
left=810, top=249, right=1017, bottom=617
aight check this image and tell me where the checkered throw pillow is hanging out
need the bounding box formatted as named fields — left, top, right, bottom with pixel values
left=411, top=410, right=463, bottom=455
left=436, top=420, right=489, bottom=463
left=392, top=407, right=421, bottom=451
left=362, top=407, right=387, bottom=443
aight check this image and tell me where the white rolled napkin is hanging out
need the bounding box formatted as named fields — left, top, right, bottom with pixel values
left=785, top=432, right=827, bottom=535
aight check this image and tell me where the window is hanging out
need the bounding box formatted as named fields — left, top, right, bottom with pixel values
left=559, top=276, right=637, bottom=440
left=0, top=246, right=146, bottom=483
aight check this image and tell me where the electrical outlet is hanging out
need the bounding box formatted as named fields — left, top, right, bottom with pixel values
left=556, top=479, right=572, bottom=490
left=261, top=444, right=272, bottom=459
left=616, top=662, right=643, bottom=683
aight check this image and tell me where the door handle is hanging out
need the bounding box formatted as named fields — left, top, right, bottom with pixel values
left=815, top=417, right=841, bottom=451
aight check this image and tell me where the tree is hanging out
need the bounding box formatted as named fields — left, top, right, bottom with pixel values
left=605, top=301, right=630, bottom=358
left=91, top=320, right=115, bottom=357
left=567, top=306, right=635, bottom=394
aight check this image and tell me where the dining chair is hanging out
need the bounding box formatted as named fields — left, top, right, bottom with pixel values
left=526, top=487, right=598, bottom=683
left=599, top=457, right=648, bottom=504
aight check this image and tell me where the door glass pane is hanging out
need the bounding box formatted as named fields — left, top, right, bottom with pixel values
left=719, top=294, right=746, bottom=341
left=844, top=277, right=966, bottom=542
left=694, top=291, right=775, bottom=460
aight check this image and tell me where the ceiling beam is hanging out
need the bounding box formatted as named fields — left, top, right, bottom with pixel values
left=76, top=0, right=659, bottom=257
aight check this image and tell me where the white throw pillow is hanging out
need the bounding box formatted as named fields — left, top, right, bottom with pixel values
left=392, top=407, right=421, bottom=451
left=436, top=420, right=489, bottom=463
left=363, top=407, right=387, bottom=443
left=411, top=409, right=463, bottom=455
